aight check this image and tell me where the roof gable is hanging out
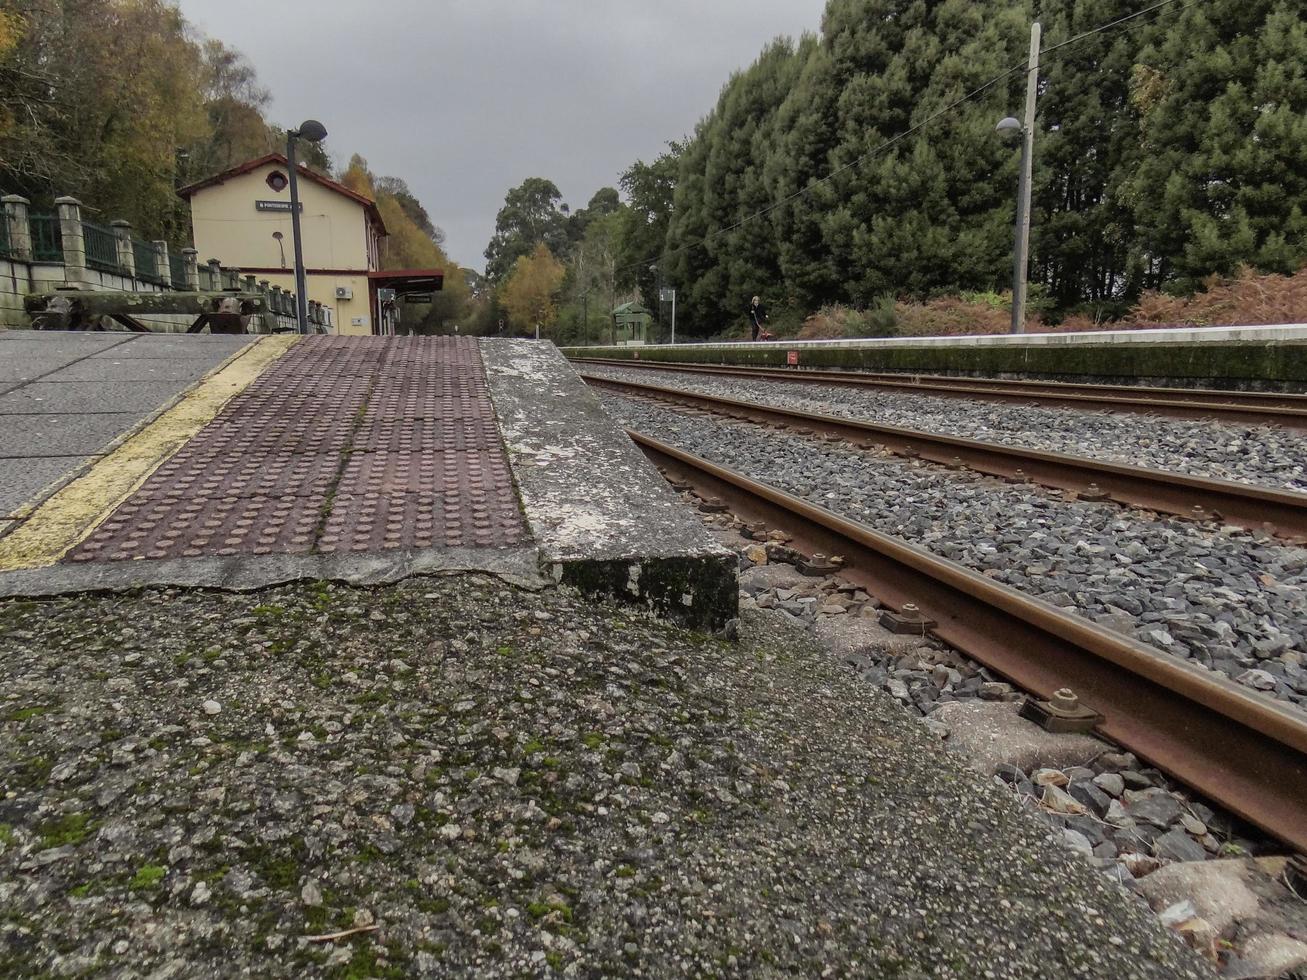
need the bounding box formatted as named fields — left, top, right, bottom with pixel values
left=177, top=153, right=388, bottom=236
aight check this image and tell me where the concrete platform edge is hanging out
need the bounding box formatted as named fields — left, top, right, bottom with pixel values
left=481, top=339, right=737, bottom=630
left=0, top=545, right=545, bottom=599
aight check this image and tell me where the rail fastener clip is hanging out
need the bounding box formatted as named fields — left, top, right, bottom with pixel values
left=1018, top=688, right=1103, bottom=734
left=878, top=602, right=938, bottom=635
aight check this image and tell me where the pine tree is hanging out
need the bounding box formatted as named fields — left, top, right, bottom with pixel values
left=1127, top=0, right=1307, bottom=291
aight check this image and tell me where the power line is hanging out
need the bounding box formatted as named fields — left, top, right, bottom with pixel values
left=620, top=0, right=1197, bottom=279
left=1041, top=0, right=1200, bottom=55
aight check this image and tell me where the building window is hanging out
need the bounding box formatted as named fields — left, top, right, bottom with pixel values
left=265, top=170, right=288, bottom=193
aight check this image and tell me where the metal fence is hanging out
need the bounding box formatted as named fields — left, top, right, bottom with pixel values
left=82, top=221, right=121, bottom=273
left=169, top=250, right=187, bottom=287
left=133, top=239, right=163, bottom=285
left=30, top=215, right=62, bottom=262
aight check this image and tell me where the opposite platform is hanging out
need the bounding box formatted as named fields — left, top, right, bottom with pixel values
left=0, top=335, right=735, bottom=628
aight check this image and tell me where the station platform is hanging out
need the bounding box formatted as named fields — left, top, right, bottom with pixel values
left=565, top=322, right=1307, bottom=390
left=0, top=332, right=735, bottom=628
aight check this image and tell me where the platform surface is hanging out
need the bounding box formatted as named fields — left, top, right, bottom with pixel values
left=0, top=334, right=734, bottom=627
left=0, top=333, right=254, bottom=529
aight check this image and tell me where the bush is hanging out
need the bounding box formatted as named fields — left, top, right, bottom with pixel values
left=798, top=298, right=898, bottom=339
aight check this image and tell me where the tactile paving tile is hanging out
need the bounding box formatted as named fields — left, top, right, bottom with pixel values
left=131, top=451, right=341, bottom=500
left=69, top=493, right=325, bottom=561
left=67, top=336, right=529, bottom=563
left=320, top=487, right=525, bottom=553
left=353, top=418, right=502, bottom=453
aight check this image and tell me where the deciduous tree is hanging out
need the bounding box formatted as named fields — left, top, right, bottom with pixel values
left=501, top=243, right=566, bottom=334
left=484, top=177, right=570, bottom=282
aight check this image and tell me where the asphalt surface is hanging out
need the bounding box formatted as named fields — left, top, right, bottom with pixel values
left=0, top=575, right=1208, bottom=978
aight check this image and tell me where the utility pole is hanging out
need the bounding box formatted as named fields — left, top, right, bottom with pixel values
left=285, top=119, right=327, bottom=335
left=582, top=290, right=588, bottom=346
left=1011, top=21, right=1041, bottom=334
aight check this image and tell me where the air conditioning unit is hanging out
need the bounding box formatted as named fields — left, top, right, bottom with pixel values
left=335, top=286, right=353, bottom=300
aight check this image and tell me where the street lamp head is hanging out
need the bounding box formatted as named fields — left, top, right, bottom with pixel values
left=294, top=119, right=328, bottom=143
left=995, top=116, right=1023, bottom=140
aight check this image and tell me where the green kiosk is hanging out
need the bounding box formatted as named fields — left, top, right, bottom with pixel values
left=611, top=301, right=651, bottom=346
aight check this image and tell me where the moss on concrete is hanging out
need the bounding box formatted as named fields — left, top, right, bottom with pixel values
left=564, top=341, right=1307, bottom=392
left=556, top=554, right=738, bottom=631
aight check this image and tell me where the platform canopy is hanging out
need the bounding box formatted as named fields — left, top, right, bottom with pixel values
left=368, top=269, right=444, bottom=295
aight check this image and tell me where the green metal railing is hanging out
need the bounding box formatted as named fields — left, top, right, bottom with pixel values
left=30, top=215, right=62, bottom=261
left=168, top=250, right=187, bottom=287
left=133, top=238, right=163, bottom=284
left=83, top=221, right=121, bottom=273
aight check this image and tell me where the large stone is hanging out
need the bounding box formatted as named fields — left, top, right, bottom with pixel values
left=1152, top=828, right=1207, bottom=864
left=1067, top=780, right=1112, bottom=817
left=930, top=701, right=1104, bottom=775
left=1124, top=789, right=1183, bottom=828
left=1136, top=859, right=1307, bottom=978
left=1092, top=772, right=1125, bottom=797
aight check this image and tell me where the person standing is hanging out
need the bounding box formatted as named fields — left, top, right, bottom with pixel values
left=749, top=295, right=768, bottom=341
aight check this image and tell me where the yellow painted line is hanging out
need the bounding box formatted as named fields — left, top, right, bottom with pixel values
left=0, top=335, right=300, bottom=571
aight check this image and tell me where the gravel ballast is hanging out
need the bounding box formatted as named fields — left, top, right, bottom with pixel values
left=0, top=576, right=1208, bottom=978
left=601, top=393, right=1307, bottom=713
left=584, top=365, right=1307, bottom=491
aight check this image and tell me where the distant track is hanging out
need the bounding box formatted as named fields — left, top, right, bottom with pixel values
left=583, top=372, right=1307, bottom=542
left=572, top=357, right=1307, bottom=430
left=630, top=429, right=1307, bottom=852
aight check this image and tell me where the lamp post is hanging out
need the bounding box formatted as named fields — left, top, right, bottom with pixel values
left=996, top=21, right=1041, bottom=335
left=286, top=119, right=327, bottom=334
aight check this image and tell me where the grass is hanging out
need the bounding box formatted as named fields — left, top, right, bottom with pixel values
left=38, top=812, right=93, bottom=849
left=5, top=705, right=52, bottom=723
left=128, top=864, right=166, bottom=890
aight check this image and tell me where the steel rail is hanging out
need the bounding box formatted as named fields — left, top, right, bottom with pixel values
left=584, top=373, right=1307, bottom=542
left=630, top=429, right=1307, bottom=851
left=573, top=357, right=1307, bottom=429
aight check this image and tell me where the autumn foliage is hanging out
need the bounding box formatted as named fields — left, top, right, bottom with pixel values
left=501, top=245, right=566, bottom=335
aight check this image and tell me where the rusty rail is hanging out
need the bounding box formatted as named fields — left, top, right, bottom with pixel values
left=584, top=373, right=1307, bottom=542
left=630, top=429, right=1307, bottom=852
left=573, top=356, right=1307, bottom=430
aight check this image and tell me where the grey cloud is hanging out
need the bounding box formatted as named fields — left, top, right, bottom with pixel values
left=176, top=0, right=827, bottom=270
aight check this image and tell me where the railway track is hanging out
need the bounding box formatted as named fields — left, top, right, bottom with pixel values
left=629, top=429, right=1307, bottom=852
left=582, top=373, right=1307, bottom=542
left=572, top=357, right=1307, bottom=430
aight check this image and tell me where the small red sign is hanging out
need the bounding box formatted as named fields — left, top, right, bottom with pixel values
left=786, top=350, right=800, bottom=366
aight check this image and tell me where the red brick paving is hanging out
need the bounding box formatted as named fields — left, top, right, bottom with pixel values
left=69, top=337, right=528, bottom=563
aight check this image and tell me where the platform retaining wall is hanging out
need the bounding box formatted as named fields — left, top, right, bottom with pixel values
left=565, top=333, right=1307, bottom=392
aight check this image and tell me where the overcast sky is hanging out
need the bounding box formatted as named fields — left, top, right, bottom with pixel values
left=175, top=0, right=828, bottom=272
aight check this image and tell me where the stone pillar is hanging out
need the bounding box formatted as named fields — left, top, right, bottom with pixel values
left=223, top=266, right=240, bottom=291
left=110, top=219, right=135, bottom=278
left=1, top=195, right=31, bottom=260
left=206, top=258, right=221, bottom=291
left=242, top=273, right=256, bottom=292
left=55, top=196, right=87, bottom=284
left=154, top=240, right=172, bottom=288
left=181, top=248, right=200, bottom=290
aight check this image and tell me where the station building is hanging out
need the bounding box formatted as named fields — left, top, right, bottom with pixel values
left=178, top=153, right=442, bottom=335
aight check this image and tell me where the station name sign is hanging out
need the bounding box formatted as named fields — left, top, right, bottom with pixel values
left=255, top=200, right=302, bottom=213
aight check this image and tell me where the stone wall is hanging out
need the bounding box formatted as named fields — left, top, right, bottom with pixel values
left=0, top=195, right=322, bottom=334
